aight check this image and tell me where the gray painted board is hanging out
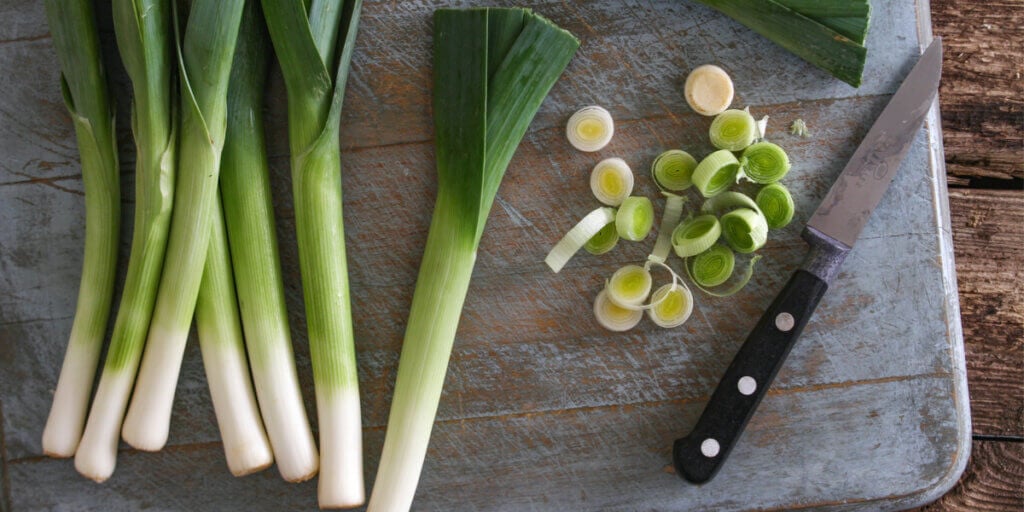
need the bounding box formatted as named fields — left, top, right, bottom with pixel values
left=0, top=1, right=968, bottom=511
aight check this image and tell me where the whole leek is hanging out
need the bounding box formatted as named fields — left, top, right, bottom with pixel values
left=74, top=0, right=175, bottom=482
left=40, top=0, right=121, bottom=458
left=368, top=9, right=578, bottom=512
left=220, top=0, right=319, bottom=483
left=260, top=0, right=364, bottom=506
left=122, top=0, right=245, bottom=451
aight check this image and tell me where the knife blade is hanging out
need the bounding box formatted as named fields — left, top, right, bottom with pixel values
left=673, top=38, right=944, bottom=485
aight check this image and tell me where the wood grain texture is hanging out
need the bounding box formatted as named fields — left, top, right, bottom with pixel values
left=931, top=0, right=1024, bottom=182
left=914, top=441, right=1024, bottom=512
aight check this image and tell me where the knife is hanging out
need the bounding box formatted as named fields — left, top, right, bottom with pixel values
left=673, top=38, right=944, bottom=484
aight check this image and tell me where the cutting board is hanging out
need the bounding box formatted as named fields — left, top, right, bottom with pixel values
left=0, top=1, right=969, bottom=510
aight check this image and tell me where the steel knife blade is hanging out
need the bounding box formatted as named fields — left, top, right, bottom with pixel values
left=673, top=38, right=944, bottom=485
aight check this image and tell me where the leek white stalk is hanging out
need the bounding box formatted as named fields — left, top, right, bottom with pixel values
left=545, top=207, right=617, bottom=273
left=40, top=0, right=120, bottom=458
left=195, top=196, right=273, bottom=476
left=260, top=0, right=365, bottom=505
left=74, top=0, right=175, bottom=482
left=220, top=0, right=318, bottom=482
left=369, top=9, right=578, bottom=512
left=594, top=289, right=643, bottom=331
left=647, top=283, right=694, bottom=328
left=590, top=157, right=634, bottom=206
left=606, top=265, right=653, bottom=307
left=566, top=105, right=614, bottom=152
left=122, top=0, right=245, bottom=452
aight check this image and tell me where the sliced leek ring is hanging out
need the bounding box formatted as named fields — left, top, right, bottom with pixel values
left=567, top=105, right=614, bottom=152
left=606, top=264, right=652, bottom=308
left=709, top=108, right=757, bottom=151
left=615, top=196, right=654, bottom=241
left=590, top=157, right=634, bottom=206
left=756, top=183, right=795, bottom=229
left=647, top=282, right=694, bottom=328
left=594, top=289, right=643, bottom=332
left=684, top=64, right=734, bottom=116
left=651, top=150, right=698, bottom=192
left=545, top=207, right=618, bottom=273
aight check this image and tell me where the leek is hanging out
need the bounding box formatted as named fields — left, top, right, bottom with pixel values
left=594, top=289, right=643, bottom=332
left=566, top=105, right=614, bottom=152
left=74, top=0, right=175, bottom=482
left=647, top=283, right=694, bottom=328
left=194, top=196, right=273, bottom=476
left=122, top=0, right=245, bottom=451
left=672, top=214, right=722, bottom=258
left=684, top=64, right=734, bottom=116
left=220, top=0, right=319, bottom=483
left=606, top=265, right=653, bottom=307
left=41, top=0, right=121, bottom=459
left=756, top=183, right=796, bottom=229
left=688, top=244, right=735, bottom=287
left=709, top=109, right=757, bottom=152
left=649, top=194, right=686, bottom=263
left=739, top=141, right=790, bottom=184
left=693, top=150, right=740, bottom=197
left=584, top=222, right=619, bottom=255
left=260, top=0, right=365, bottom=505
left=368, top=9, right=578, bottom=512
left=590, top=157, right=634, bottom=206
left=615, top=196, right=655, bottom=241
left=651, top=150, right=698, bottom=192
left=545, top=207, right=618, bottom=272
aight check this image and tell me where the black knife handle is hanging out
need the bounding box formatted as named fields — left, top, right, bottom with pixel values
left=673, top=269, right=829, bottom=484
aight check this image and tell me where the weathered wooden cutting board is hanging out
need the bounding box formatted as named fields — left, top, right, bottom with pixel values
left=0, top=1, right=969, bottom=510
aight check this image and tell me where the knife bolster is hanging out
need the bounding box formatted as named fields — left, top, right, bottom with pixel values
left=801, top=226, right=851, bottom=285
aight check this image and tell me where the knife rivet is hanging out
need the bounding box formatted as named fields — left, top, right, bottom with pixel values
left=738, top=376, right=757, bottom=395
left=701, top=438, right=720, bottom=458
left=775, top=312, right=795, bottom=332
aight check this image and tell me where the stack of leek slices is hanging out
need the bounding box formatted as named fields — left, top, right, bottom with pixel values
left=547, top=67, right=800, bottom=332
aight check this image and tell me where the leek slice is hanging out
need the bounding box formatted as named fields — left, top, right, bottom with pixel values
left=546, top=207, right=617, bottom=272
left=594, top=289, right=643, bottom=332
left=41, top=0, right=121, bottom=459
left=647, top=283, right=694, bottom=328
left=739, top=141, right=791, bottom=184
left=567, top=105, right=614, bottom=152
left=709, top=108, right=757, bottom=151
left=649, top=194, right=686, bottom=263
left=615, top=196, right=655, bottom=241
left=693, top=150, right=740, bottom=197
left=606, top=264, right=653, bottom=307
left=701, top=190, right=761, bottom=215
left=672, top=214, right=722, bottom=258
left=757, top=182, right=796, bottom=229
left=590, top=157, right=634, bottom=206
left=687, top=251, right=763, bottom=297
left=584, top=222, right=619, bottom=255
left=687, top=244, right=734, bottom=287
left=651, top=150, right=698, bottom=192
left=684, top=64, right=734, bottom=116
left=720, top=208, right=769, bottom=253
left=790, top=118, right=809, bottom=137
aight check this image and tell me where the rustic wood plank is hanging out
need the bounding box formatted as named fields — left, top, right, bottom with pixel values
left=931, top=0, right=1024, bottom=182
left=913, top=440, right=1024, bottom=511
left=948, top=189, right=1024, bottom=437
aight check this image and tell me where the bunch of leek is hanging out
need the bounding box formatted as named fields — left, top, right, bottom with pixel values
left=260, top=0, right=365, bottom=506
left=693, top=0, right=871, bottom=86
left=368, top=8, right=579, bottom=512
left=40, top=0, right=121, bottom=459
left=74, top=0, right=176, bottom=482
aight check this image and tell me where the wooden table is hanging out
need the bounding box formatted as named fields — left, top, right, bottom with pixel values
left=911, top=1, right=1024, bottom=510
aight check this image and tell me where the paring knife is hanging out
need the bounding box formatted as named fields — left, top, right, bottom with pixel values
left=673, top=38, right=944, bottom=484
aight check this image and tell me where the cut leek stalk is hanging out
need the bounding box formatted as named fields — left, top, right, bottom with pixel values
left=261, top=0, right=365, bottom=504
left=41, top=0, right=121, bottom=459
left=693, top=150, right=740, bottom=197
left=687, top=251, right=763, bottom=297
left=720, top=208, right=769, bottom=253
left=773, top=0, right=871, bottom=44
left=672, top=214, right=722, bottom=258
left=590, top=157, right=634, bottom=206
left=546, top=207, right=617, bottom=272
left=709, top=108, right=757, bottom=151
left=649, top=194, right=686, bottom=263
left=757, top=182, right=796, bottom=229
left=594, top=289, right=643, bottom=332
left=684, top=64, right=734, bottom=116
left=615, top=196, right=655, bottom=241
left=74, top=0, right=175, bottom=483
left=647, top=283, right=694, bottom=328
left=651, top=150, right=698, bottom=192
left=567, top=105, right=614, bottom=152
left=687, top=244, right=735, bottom=287
left=584, top=222, right=620, bottom=255
left=606, top=265, right=653, bottom=307
left=219, top=0, right=318, bottom=483
left=122, top=0, right=245, bottom=453
left=739, top=141, right=790, bottom=184
left=369, top=10, right=578, bottom=512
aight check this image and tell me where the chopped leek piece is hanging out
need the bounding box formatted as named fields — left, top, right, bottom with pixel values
left=701, top=190, right=761, bottom=215
left=687, top=252, right=763, bottom=297
left=649, top=194, right=686, bottom=263
left=546, top=207, right=617, bottom=272
left=594, top=289, right=643, bottom=332
left=567, top=105, right=614, bottom=152
left=615, top=196, right=655, bottom=241
left=590, top=157, right=634, bottom=206
left=687, top=244, right=735, bottom=287
left=709, top=108, right=757, bottom=151
left=739, top=141, right=791, bottom=183
left=122, top=0, right=246, bottom=453
left=584, top=222, right=619, bottom=255
left=693, top=150, right=740, bottom=197
left=647, top=283, right=694, bottom=328
left=74, top=0, right=175, bottom=483
left=672, top=214, right=722, bottom=258
left=41, top=0, right=121, bottom=459
left=773, top=0, right=871, bottom=45
left=651, top=150, right=698, bottom=192
left=369, top=10, right=579, bottom=512
left=720, top=208, right=769, bottom=253
left=790, top=118, right=809, bottom=137
left=606, top=264, right=653, bottom=307
left=757, top=182, right=796, bottom=229
left=684, top=64, right=734, bottom=116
